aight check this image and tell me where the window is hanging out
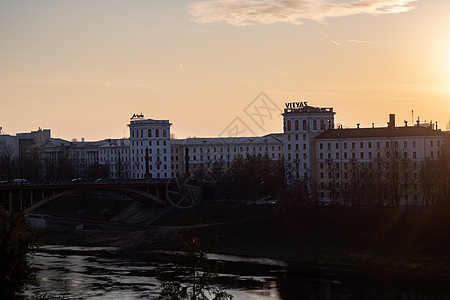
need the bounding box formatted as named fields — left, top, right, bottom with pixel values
left=327, top=143, right=331, bottom=150
left=404, top=141, right=407, bottom=148
left=148, top=129, right=152, bottom=137
left=287, top=120, right=291, bottom=131
left=344, top=152, right=347, bottom=159
left=368, top=142, right=372, bottom=148
left=295, top=120, right=299, bottom=131
left=155, top=129, right=160, bottom=138
left=413, top=151, right=416, bottom=158
left=352, top=142, right=355, bottom=149
left=320, top=143, right=323, bottom=150
left=413, top=140, right=416, bottom=147
left=386, top=141, right=390, bottom=148
left=163, top=129, right=167, bottom=138
left=360, top=142, right=364, bottom=148
left=395, top=141, right=398, bottom=148
left=336, top=143, right=339, bottom=149
left=437, top=140, right=441, bottom=147
left=303, top=120, right=307, bottom=130
left=431, top=140, right=434, bottom=147
left=377, top=142, right=380, bottom=149
left=344, top=142, right=347, bottom=149
left=320, top=119, right=325, bottom=130
left=313, top=119, right=317, bottom=130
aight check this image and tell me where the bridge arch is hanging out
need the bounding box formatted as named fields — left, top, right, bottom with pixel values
left=24, top=187, right=166, bottom=214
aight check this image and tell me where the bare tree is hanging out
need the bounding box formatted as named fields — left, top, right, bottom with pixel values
left=0, top=145, right=17, bottom=180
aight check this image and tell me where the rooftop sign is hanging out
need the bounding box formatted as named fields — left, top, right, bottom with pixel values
left=285, top=101, right=307, bottom=109
left=130, top=113, right=144, bottom=120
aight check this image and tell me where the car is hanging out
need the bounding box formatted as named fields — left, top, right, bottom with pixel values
left=0, top=180, right=9, bottom=184
left=13, top=178, right=29, bottom=184
left=71, top=178, right=83, bottom=183
left=94, top=178, right=107, bottom=183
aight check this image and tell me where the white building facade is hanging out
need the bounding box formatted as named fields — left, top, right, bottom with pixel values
left=128, top=114, right=171, bottom=179
left=282, top=103, right=335, bottom=183
left=171, top=134, right=283, bottom=179
left=313, top=115, right=449, bottom=204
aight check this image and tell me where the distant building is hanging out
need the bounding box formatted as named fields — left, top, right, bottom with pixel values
left=0, top=128, right=50, bottom=158
left=171, top=134, right=283, bottom=180
left=128, top=114, right=171, bottom=179
left=282, top=104, right=335, bottom=183
left=312, top=114, right=449, bottom=204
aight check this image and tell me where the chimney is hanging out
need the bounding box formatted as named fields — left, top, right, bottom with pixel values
left=357, top=123, right=360, bottom=129
left=388, top=114, right=395, bottom=128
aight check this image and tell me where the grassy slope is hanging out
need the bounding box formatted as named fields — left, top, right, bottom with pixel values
left=155, top=203, right=450, bottom=279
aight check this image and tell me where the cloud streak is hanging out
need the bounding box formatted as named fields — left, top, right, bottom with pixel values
left=188, top=0, right=417, bottom=26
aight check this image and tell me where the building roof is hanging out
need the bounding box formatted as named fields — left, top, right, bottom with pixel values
left=316, top=126, right=450, bottom=140
left=43, top=138, right=71, bottom=147
left=172, top=133, right=283, bottom=146
left=283, top=106, right=335, bottom=115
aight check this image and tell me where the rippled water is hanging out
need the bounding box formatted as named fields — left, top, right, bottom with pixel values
left=26, top=245, right=283, bottom=299
left=26, top=245, right=450, bottom=299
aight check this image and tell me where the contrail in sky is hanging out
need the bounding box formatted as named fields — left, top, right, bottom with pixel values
left=273, top=68, right=294, bottom=76
left=330, top=39, right=340, bottom=46
left=179, top=62, right=184, bottom=73
left=348, top=39, right=377, bottom=45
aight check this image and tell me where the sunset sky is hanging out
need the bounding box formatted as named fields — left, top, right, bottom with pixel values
left=1, top=0, right=449, bottom=141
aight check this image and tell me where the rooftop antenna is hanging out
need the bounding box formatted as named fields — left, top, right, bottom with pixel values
left=411, top=110, right=414, bottom=126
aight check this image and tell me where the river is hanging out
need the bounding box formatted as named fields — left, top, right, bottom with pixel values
left=26, top=245, right=450, bottom=299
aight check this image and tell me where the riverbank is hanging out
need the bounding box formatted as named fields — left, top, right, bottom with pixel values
left=39, top=203, right=450, bottom=282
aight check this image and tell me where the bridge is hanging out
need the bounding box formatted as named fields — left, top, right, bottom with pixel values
left=0, top=178, right=202, bottom=214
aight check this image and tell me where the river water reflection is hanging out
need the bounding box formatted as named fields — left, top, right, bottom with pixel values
left=26, top=245, right=450, bottom=299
